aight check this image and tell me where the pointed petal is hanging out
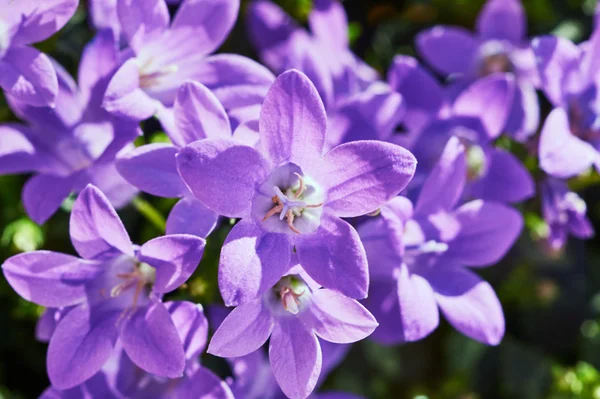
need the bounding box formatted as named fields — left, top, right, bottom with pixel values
left=2, top=251, right=101, bottom=307
left=165, top=301, right=209, bottom=360
left=47, top=305, right=120, bottom=389
left=23, top=173, right=76, bottom=224
left=166, top=197, right=219, bottom=238
left=171, top=366, right=235, bottom=399
left=117, top=0, right=169, bottom=52
left=9, top=0, right=78, bottom=45
left=173, top=81, right=232, bottom=147
left=476, top=0, right=525, bottom=43
left=539, top=107, right=598, bottom=178
left=78, top=31, right=119, bottom=100
left=416, top=26, right=478, bottom=76
left=445, top=200, right=523, bottom=266
left=0, top=46, right=57, bottom=107
left=0, top=124, right=43, bottom=174
left=139, top=234, right=205, bottom=294
left=269, top=318, right=322, bottom=399
left=121, top=302, right=185, bottom=378
left=176, top=138, right=270, bottom=218
left=309, top=0, right=349, bottom=50
left=301, top=289, right=378, bottom=344
left=321, top=140, right=416, bottom=217
left=297, top=216, right=368, bottom=299
left=219, top=220, right=292, bottom=306
left=427, top=267, right=505, bottom=345
left=208, top=298, right=274, bottom=357
left=453, top=74, right=516, bottom=139
left=70, top=184, right=134, bottom=260
left=415, top=136, right=466, bottom=215
left=116, top=143, right=189, bottom=198
left=259, top=69, right=327, bottom=167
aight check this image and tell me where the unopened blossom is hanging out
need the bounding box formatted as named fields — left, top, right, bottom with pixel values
left=393, top=67, right=534, bottom=203
left=247, top=0, right=404, bottom=148
left=208, top=261, right=378, bottom=399
left=103, top=0, right=275, bottom=131
left=2, top=185, right=206, bottom=389
left=0, top=0, right=78, bottom=106
left=359, top=137, right=523, bottom=345
left=0, top=32, right=139, bottom=224
left=39, top=302, right=234, bottom=399
left=416, top=0, right=539, bottom=141
left=541, top=177, right=593, bottom=250
left=176, top=69, right=416, bottom=304
left=533, top=29, right=600, bottom=178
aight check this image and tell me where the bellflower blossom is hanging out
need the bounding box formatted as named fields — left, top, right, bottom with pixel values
left=2, top=185, right=206, bottom=389
left=391, top=65, right=534, bottom=203
left=0, top=0, right=78, bottom=106
left=0, top=32, right=139, bottom=224
left=541, top=177, right=593, bottom=250
left=40, top=302, right=234, bottom=399
left=359, top=137, right=523, bottom=345
left=208, top=259, right=378, bottom=399
left=247, top=0, right=404, bottom=148
left=116, top=81, right=238, bottom=238
left=533, top=30, right=600, bottom=178
left=176, top=69, right=417, bottom=304
left=416, top=0, right=540, bottom=141
left=103, top=0, right=275, bottom=131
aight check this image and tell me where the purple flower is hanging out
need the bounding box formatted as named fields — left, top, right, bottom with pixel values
left=102, top=0, right=275, bottom=130
left=416, top=0, right=540, bottom=141
left=359, top=137, right=523, bottom=345
left=116, top=81, right=236, bottom=237
left=0, top=0, right=78, bottom=106
left=247, top=0, right=404, bottom=148
left=175, top=69, right=416, bottom=304
left=40, top=301, right=234, bottom=399
left=208, top=261, right=378, bottom=399
left=533, top=30, right=600, bottom=178
left=2, top=185, right=206, bottom=389
left=541, top=177, right=594, bottom=250
left=0, top=32, right=140, bottom=224
left=395, top=68, right=534, bottom=204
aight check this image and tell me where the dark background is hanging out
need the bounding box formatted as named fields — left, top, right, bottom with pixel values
left=1, top=0, right=600, bottom=398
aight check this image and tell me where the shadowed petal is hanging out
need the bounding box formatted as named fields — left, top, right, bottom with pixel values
left=0, top=124, right=44, bottom=174
left=171, top=366, right=235, bottom=399
left=476, top=0, right=525, bottom=43
left=363, top=279, right=404, bottom=345
left=165, top=301, right=209, bottom=360
left=166, top=197, right=219, bottom=238
left=78, top=31, right=119, bottom=101
left=23, top=173, right=76, bottom=225
left=416, top=26, right=478, bottom=76
left=139, top=234, right=205, bottom=294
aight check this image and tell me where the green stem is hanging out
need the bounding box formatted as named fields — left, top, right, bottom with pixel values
left=132, top=197, right=166, bottom=233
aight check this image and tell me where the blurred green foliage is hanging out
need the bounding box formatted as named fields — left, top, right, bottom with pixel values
left=2, top=0, right=600, bottom=398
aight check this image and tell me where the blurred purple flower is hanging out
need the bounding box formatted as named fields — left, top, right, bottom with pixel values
left=2, top=185, right=206, bottom=389
left=247, top=0, right=404, bottom=148
left=541, top=177, right=594, bottom=250
left=533, top=30, right=600, bottom=178
left=359, top=137, right=523, bottom=345
left=0, top=32, right=140, bottom=224
left=416, top=0, right=539, bottom=141
left=208, top=261, right=377, bottom=399
left=0, top=0, right=78, bottom=106
left=176, top=69, right=416, bottom=304
left=102, top=0, right=275, bottom=131
left=40, top=301, right=234, bottom=399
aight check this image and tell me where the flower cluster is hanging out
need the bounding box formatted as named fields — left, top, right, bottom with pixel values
left=0, top=0, right=597, bottom=398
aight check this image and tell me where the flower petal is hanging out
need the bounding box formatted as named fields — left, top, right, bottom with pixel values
left=165, top=301, right=209, bottom=360
left=297, top=216, right=368, bottom=299
left=176, top=138, right=271, bottom=218
left=427, top=267, right=505, bottom=345
left=70, top=184, right=134, bottom=260
left=504, top=83, right=540, bottom=142
left=116, top=143, right=189, bottom=198
left=166, top=197, right=219, bottom=238
left=9, top=0, right=78, bottom=45
left=47, top=305, right=120, bottom=389
left=0, top=124, right=44, bottom=174
left=139, top=234, right=206, bottom=294
left=2, top=251, right=102, bottom=308
left=321, top=140, right=416, bottom=217
left=308, top=0, right=349, bottom=50
left=117, top=0, right=169, bottom=52
left=219, top=220, right=292, bottom=306
left=269, top=318, right=322, bottom=399
left=362, top=279, right=404, bottom=345
left=416, top=26, right=478, bottom=76
left=120, top=302, right=185, bottom=378
left=301, top=289, right=378, bottom=344
left=171, top=366, right=235, bottom=399
left=23, top=173, right=76, bottom=225
left=476, top=0, right=525, bottom=43
left=207, top=298, right=274, bottom=357
left=78, top=31, right=119, bottom=103
left=445, top=200, right=523, bottom=266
